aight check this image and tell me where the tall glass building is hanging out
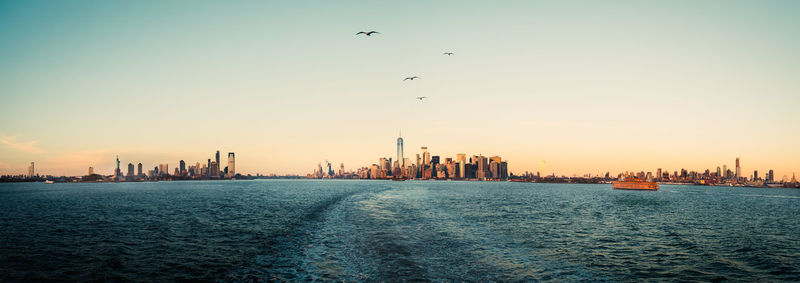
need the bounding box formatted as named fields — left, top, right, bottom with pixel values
left=397, top=132, right=404, bottom=167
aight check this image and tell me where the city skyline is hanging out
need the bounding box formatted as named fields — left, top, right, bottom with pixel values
left=306, top=133, right=795, bottom=185
left=311, top=134, right=510, bottom=181
left=1, top=134, right=798, bottom=181
left=1, top=1, right=799, bottom=177
left=0, top=133, right=797, bottom=181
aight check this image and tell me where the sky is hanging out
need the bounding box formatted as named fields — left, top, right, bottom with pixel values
left=1, top=0, right=799, bottom=178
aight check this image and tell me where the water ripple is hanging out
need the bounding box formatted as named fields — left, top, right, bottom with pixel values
left=0, top=181, right=798, bottom=282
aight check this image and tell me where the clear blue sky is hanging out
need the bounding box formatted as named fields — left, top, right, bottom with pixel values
left=1, top=0, right=799, bottom=178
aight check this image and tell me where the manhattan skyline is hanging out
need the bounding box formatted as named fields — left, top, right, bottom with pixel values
left=1, top=1, right=799, bottom=177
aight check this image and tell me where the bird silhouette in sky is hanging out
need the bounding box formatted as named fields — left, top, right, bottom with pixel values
left=416, top=96, right=428, bottom=100
left=356, top=31, right=380, bottom=36
left=443, top=52, right=454, bottom=56
left=404, top=76, right=420, bottom=81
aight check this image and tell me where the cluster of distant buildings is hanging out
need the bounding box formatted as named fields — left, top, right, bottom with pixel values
left=1, top=162, right=46, bottom=182
left=2, top=144, right=798, bottom=188
left=309, top=134, right=509, bottom=180
left=101, top=150, right=238, bottom=182
left=640, top=157, right=798, bottom=187
left=611, top=157, right=795, bottom=188
left=0, top=150, right=243, bottom=183
left=306, top=134, right=799, bottom=188
left=514, top=157, right=800, bottom=188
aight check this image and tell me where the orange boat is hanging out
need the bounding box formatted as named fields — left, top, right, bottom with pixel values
left=612, top=178, right=658, bottom=191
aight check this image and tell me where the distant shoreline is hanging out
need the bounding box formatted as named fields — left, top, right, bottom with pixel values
left=3, top=177, right=797, bottom=189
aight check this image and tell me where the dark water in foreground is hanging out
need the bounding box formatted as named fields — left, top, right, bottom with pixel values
left=1, top=180, right=798, bottom=282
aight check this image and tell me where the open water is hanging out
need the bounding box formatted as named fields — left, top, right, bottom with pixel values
left=1, top=180, right=798, bottom=282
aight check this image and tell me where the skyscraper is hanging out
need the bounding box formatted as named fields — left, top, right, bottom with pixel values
left=378, top=157, right=388, bottom=171
left=88, top=166, right=94, bottom=175
left=422, top=147, right=430, bottom=165
left=127, top=163, right=134, bottom=177
left=137, top=163, right=143, bottom=176
left=215, top=150, right=220, bottom=176
left=768, top=169, right=774, bottom=182
left=455, top=154, right=466, bottom=179
left=179, top=160, right=186, bottom=175
left=476, top=155, right=488, bottom=179
left=397, top=132, right=404, bottom=167
left=735, top=157, right=741, bottom=179
left=27, top=162, right=35, bottom=177
left=227, top=152, right=235, bottom=177
left=490, top=161, right=500, bottom=179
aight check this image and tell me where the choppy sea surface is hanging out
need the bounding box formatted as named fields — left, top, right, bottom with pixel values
left=1, top=180, right=798, bottom=282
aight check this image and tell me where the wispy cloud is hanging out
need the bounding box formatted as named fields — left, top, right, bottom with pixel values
left=0, top=134, right=45, bottom=154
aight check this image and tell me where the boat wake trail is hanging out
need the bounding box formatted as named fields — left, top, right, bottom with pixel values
left=243, top=184, right=603, bottom=282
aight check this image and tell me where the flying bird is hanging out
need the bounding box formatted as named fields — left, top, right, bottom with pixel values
left=403, top=76, right=420, bottom=81
left=443, top=52, right=454, bottom=56
left=416, top=96, right=428, bottom=100
left=356, top=31, right=380, bottom=36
